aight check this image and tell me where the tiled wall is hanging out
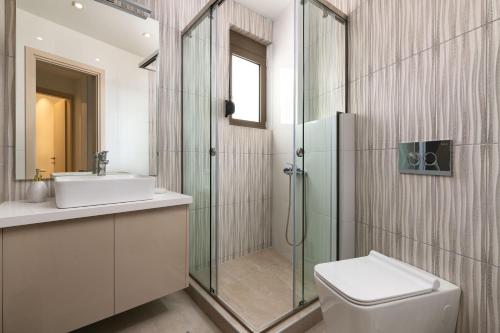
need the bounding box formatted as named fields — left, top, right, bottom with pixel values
left=213, top=0, right=273, bottom=262
left=324, top=0, right=499, bottom=332
left=159, top=0, right=274, bottom=263
left=1, top=0, right=26, bottom=202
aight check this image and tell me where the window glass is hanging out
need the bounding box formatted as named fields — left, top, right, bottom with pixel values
left=231, top=54, right=260, bottom=122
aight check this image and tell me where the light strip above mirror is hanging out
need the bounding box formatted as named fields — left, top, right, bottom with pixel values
left=94, top=0, right=152, bottom=19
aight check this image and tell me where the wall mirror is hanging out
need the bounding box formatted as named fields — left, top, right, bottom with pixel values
left=15, top=0, right=159, bottom=180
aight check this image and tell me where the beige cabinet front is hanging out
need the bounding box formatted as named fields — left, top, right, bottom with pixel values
left=3, top=216, right=114, bottom=333
left=114, top=206, right=189, bottom=313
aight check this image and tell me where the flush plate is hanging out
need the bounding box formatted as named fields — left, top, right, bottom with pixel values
left=399, top=140, right=452, bottom=176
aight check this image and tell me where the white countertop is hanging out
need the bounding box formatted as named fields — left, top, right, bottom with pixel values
left=0, top=192, right=192, bottom=229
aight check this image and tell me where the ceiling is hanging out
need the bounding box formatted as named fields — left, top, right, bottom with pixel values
left=17, top=0, right=159, bottom=58
left=235, top=0, right=292, bottom=20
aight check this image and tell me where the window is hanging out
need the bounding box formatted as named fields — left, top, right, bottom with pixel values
left=230, top=30, right=267, bottom=128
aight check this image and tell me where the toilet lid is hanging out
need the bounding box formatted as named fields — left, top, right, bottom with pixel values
left=314, top=251, right=440, bottom=306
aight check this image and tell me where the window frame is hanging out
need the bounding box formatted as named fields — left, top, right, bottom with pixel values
left=229, top=30, right=267, bottom=129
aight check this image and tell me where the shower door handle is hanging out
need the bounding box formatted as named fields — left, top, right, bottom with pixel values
left=209, top=148, right=216, bottom=157
left=296, top=148, right=304, bottom=157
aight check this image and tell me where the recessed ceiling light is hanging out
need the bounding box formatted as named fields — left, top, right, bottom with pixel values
left=142, top=32, right=151, bottom=38
left=72, top=1, right=84, bottom=9
left=95, top=58, right=100, bottom=62
left=36, top=36, right=43, bottom=41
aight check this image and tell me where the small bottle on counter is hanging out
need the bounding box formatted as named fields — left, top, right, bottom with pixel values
left=26, top=169, right=49, bottom=203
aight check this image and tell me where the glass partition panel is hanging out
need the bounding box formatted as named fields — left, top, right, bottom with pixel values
left=182, top=11, right=214, bottom=292
left=295, top=0, right=346, bottom=306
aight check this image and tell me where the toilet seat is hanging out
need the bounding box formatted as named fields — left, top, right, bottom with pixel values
left=314, top=251, right=441, bottom=306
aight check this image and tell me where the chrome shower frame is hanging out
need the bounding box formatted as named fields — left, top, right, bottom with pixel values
left=181, top=0, right=349, bottom=331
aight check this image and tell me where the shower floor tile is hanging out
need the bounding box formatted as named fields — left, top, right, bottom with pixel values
left=218, top=248, right=293, bottom=330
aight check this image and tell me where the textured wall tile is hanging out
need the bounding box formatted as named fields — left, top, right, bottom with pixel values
left=399, top=0, right=434, bottom=59
left=435, top=145, right=488, bottom=263
left=355, top=222, right=372, bottom=257
left=350, top=77, right=370, bottom=149
left=218, top=200, right=272, bottom=262
left=436, top=28, right=488, bottom=145
left=5, top=0, right=14, bottom=57
left=348, top=2, right=494, bottom=333
left=0, top=162, right=5, bottom=202
left=370, top=0, right=399, bottom=71
left=3, top=148, right=37, bottom=201
left=355, top=151, right=371, bottom=225
left=399, top=175, right=436, bottom=245
left=490, top=0, right=500, bottom=22
left=158, top=88, right=182, bottom=153
left=324, top=0, right=350, bottom=14
left=230, top=0, right=273, bottom=44
left=487, top=21, right=500, bottom=144
left=177, top=0, right=211, bottom=32
left=487, top=265, right=499, bottom=333
left=371, top=227, right=402, bottom=259
left=183, top=151, right=211, bottom=209
left=0, top=55, right=5, bottom=149
left=0, top=1, right=4, bottom=58
left=355, top=150, right=399, bottom=233
left=348, top=0, right=371, bottom=81
left=159, top=25, right=182, bottom=92
left=354, top=223, right=402, bottom=260
left=5, top=56, right=14, bottom=147
left=370, top=64, right=399, bottom=149
left=487, top=144, right=500, bottom=267
left=399, top=47, right=436, bottom=143
left=210, top=1, right=273, bottom=261
left=401, top=236, right=437, bottom=273
left=436, top=250, right=488, bottom=333
left=435, top=0, right=487, bottom=43
left=157, top=151, right=182, bottom=192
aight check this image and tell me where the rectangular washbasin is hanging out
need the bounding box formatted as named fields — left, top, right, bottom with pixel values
left=54, top=174, right=155, bottom=208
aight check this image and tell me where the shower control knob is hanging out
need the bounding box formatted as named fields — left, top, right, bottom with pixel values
left=407, top=152, right=420, bottom=167
left=425, top=152, right=438, bottom=166
left=296, top=148, right=304, bottom=157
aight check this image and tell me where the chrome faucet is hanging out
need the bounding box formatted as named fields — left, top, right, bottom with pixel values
left=95, top=151, right=109, bottom=176
left=283, top=162, right=304, bottom=176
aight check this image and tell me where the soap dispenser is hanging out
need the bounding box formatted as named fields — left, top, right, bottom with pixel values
left=27, top=169, right=49, bottom=203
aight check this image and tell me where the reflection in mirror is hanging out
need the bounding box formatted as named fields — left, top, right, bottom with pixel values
left=34, top=60, right=99, bottom=179
left=15, top=0, right=159, bottom=179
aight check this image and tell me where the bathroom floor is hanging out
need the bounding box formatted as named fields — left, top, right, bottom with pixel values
left=218, top=248, right=293, bottom=330
left=75, top=291, right=220, bottom=333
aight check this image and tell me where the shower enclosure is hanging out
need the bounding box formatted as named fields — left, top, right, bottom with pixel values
left=182, top=0, right=347, bottom=329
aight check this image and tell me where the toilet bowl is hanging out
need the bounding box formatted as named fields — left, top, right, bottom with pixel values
left=314, top=251, right=461, bottom=333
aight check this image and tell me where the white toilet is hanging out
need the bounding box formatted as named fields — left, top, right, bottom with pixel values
left=314, top=251, right=461, bottom=333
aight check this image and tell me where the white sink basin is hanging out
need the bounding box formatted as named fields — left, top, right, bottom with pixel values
left=54, top=174, right=155, bottom=208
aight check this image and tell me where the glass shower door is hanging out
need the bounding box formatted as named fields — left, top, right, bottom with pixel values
left=294, top=0, right=345, bottom=306
left=182, top=11, right=216, bottom=292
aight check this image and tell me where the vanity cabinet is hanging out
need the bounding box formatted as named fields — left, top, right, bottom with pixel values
left=115, top=206, right=189, bottom=313
left=3, top=216, right=115, bottom=333
left=0, top=205, right=189, bottom=333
